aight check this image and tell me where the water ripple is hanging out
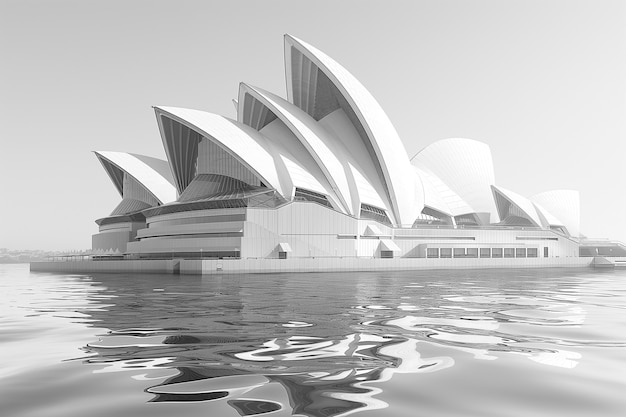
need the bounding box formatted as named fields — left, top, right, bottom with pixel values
left=3, top=265, right=626, bottom=416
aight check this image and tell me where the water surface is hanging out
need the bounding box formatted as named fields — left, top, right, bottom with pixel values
left=1, top=264, right=625, bottom=416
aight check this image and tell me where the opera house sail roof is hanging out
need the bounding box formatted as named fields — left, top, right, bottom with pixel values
left=89, top=34, right=582, bottom=264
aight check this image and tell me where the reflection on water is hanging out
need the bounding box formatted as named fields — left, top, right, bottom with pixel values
left=2, top=265, right=626, bottom=416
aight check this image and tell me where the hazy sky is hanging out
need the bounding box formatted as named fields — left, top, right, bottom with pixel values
left=1, top=0, right=624, bottom=251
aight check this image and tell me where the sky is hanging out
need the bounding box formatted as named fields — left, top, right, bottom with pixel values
left=1, top=0, right=624, bottom=251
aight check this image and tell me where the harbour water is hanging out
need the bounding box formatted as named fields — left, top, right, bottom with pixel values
left=1, top=264, right=625, bottom=416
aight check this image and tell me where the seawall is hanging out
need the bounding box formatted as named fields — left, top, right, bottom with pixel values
left=30, top=257, right=594, bottom=275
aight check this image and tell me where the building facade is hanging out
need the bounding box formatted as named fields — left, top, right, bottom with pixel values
left=91, top=35, right=581, bottom=264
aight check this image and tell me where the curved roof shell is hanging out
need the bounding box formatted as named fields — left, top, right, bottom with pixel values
left=316, top=107, right=396, bottom=216
left=284, top=34, right=419, bottom=225
left=412, top=138, right=497, bottom=222
left=533, top=201, right=566, bottom=229
left=531, top=190, right=580, bottom=237
left=414, top=165, right=473, bottom=218
left=348, top=163, right=388, bottom=210
left=280, top=155, right=329, bottom=197
left=94, top=151, right=176, bottom=204
left=238, top=84, right=353, bottom=214
left=491, top=185, right=542, bottom=227
left=154, top=106, right=287, bottom=199
left=252, top=113, right=342, bottom=210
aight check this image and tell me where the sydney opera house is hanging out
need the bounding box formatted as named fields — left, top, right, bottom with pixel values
left=79, top=34, right=590, bottom=273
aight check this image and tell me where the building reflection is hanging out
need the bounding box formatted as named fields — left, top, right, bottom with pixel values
left=78, top=272, right=456, bottom=416
left=79, top=269, right=585, bottom=415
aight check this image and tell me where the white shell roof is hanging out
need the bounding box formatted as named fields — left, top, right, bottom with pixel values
left=531, top=190, right=580, bottom=237
left=280, top=155, right=328, bottom=197
left=318, top=107, right=393, bottom=216
left=414, top=165, right=474, bottom=217
left=412, top=138, right=497, bottom=222
left=154, top=106, right=287, bottom=199
left=532, top=201, right=565, bottom=228
left=238, top=84, right=353, bottom=214
left=492, top=185, right=542, bottom=227
left=94, top=151, right=177, bottom=204
left=285, top=34, right=419, bottom=226
left=349, top=163, right=387, bottom=210
left=256, top=115, right=339, bottom=208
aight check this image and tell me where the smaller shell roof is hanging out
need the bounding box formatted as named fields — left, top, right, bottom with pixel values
left=491, top=185, right=542, bottom=227
left=238, top=83, right=353, bottom=215
left=154, top=106, right=288, bottom=198
left=414, top=165, right=474, bottom=217
left=531, top=190, right=580, bottom=237
left=94, top=151, right=177, bottom=204
left=532, top=202, right=565, bottom=229
left=412, top=138, right=497, bottom=222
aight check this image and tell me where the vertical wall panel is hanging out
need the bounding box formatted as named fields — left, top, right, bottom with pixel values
left=197, top=138, right=261, bottom=186
left=123, top=174, right=160, bottom=206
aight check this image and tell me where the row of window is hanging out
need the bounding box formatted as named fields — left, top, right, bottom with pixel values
left=148, top=213, right=246, bottom=228
left=360, top=204, right=392, bottom=226
left=427, top=247, right=547, bottom=259
left=294, top=188, right=333, bottom=208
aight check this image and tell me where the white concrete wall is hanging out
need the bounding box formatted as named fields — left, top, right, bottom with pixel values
left=245, top=202, right=577, bottom=260
left=146, top=208, right=247, bottom=225
left=245, top=201, right=358, bottom=258
left=93, top=221, right=146, bottom=252
left=183, top=256, right=592, bottom=275
left=127, top=237, right=242, bottom=254
left=390, top=228, right=578, bottom=259
left=136, top=221, right=244, bottom=239
left=122, top=201, right=578, bottom=261
left=31, top=259, right=176, bottom=273
left=92, top=230, right=131, bottom=252
left=126, top=208, right=248, bottom=255
left=31, top=256, right=592, bottom=275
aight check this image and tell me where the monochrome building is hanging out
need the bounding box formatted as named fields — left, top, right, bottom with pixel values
left=92, top=34, right=581, bottom=263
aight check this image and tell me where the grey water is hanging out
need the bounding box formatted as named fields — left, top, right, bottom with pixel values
left=1, top=264, right=625, bottom=417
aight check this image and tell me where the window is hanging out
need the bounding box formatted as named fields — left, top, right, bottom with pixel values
left=440, top=248, right=452, bottom=258
left=149, top=213, right=246, bottom=228
left=453, top=248, right=465, bottom=258
left=360, top=204, right=392, bottom=225
left=527, top=248, right=538, bottom=258
left=516, top=248, right=526, bottom=258
left=279, top=251, right=288, bottom=259
left=466, top=248, right=478, bottom=258
left=480, top=248, right=491, bottom=258
left=544, top=247, right=549, bottom=257
left=294, top=188, right=332, bottom=208
left=492, top=248, right=503, bottom=258
left=337, top=234, right=357, bottom=239
left=427, top=248, right=439, bottom=258
left=381, top=250, right=394, bottom=258
left=504, top=248, right=515, bottom=258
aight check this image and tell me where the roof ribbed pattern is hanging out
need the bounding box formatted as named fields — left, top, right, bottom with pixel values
left=94, top=151, right=177, bottom=205
left=531, top=190, right=580, bottom=237
left=491, top=185, right=542, bottom=227
left=178, top=174, right=265, bottom=203
left=413, top=165, right=474, bottom=218
left=533, top=202, right=565, bottom=228
left=154, top=106, right=287, bottom=199
left=238, top=83, right=353, bottom=215
left=284, top=34, right=420, bottom=225
left=412, top=138, right=497, bottom=223
left=110, top=198, right=153, bottom=216
left=95, top=35, right=579, bottom=232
